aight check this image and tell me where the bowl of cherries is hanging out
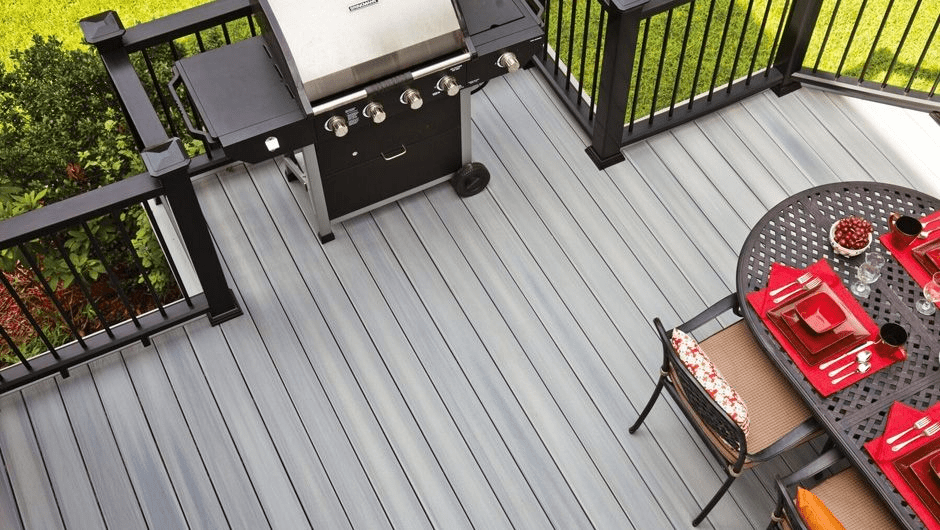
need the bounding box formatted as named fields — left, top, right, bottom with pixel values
left=830, top=216, right=873, bottom=257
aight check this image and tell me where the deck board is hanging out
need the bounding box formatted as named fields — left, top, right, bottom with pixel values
left=4, top=68, right=940, bottom=530
left=20, top=379, right=105, bottom=530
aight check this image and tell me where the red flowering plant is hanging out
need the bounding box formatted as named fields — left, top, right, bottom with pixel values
left=0, top=260, right=92, bottom=367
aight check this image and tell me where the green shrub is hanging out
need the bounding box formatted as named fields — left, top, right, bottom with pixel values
left=0, top=37, right=179, bottom=364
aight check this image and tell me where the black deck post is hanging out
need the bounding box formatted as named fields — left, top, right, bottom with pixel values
left=142, top=139, right=241, bottom=325
left=771, top=0, right=825, bottom=97
left=586, top=1, right=645, bottom=170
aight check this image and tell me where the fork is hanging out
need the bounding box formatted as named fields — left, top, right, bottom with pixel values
left=892, top=422, right=940, bottom=452
left=772, top=278, right=823, bottom=304
left=769, top=272, right=814, bottom=296
left=886, top=417, right=931, bottom=444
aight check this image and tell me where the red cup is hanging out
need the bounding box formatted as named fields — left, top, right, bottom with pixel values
left=889, top=212, right=922, bottom=247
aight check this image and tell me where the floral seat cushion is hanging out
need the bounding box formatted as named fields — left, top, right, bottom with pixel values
left=671, top=328, right=750, bottom=436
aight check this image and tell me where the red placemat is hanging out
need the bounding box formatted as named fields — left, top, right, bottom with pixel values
left=880, top=211, right=940, bottom=289
left=746, top=259, right=899, bottom=397
left=865, top=401, right=940, bottom=530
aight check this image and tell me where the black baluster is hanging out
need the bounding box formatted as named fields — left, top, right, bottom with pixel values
left=882, top=0, right=922, bottom=88
left=859, top=0, right=896, bottom=83
left=0, top=325, right=31, bottom=370
left=905, top=13, right=940, bottom=93
left=0, top=273, right=59, bottom=359
left=747, top=0, right=774, bottom=84
left=649, top=10, right=673, bottom=124
left=708, top=0, right=735, bottom=101
left=728, top=0, right=756, bottom=93
left=670, top=1, right=697, bottom=116
left=52, top=234, right=113, bottom=338
left=110, top=211, right=167, bottom=318
left=813, top=0, right=843, bottom=73
left=836, top=0, right=869, bottom=78
left=690, top=0, right=718, bottom=108
left=17, top=245, right=87, bottom=349
left=629, top=18, right=650, bottom=131
left=577, top=0, right=592, bottom=106
left=82, top=221, right=142, bottom=328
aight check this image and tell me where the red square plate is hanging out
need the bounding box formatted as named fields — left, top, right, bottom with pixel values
left=895, top=440, right=940, bottom=521
left=766, top=283, right=870, bottom=365
left=795, top=291, right=847, bottom=333
left=913, top=239, right=940, bottom=276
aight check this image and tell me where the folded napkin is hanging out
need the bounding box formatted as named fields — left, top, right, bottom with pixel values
left=746, top=259, right=896, bottom=397
left=865, top=401, right=940, bottom=530
left=880, top=211, right=940, bottom=291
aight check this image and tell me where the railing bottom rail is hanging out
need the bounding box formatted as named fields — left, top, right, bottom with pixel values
left=0, top=295, right=211, bottom=394
left=793, top=71, right=940, bottom=114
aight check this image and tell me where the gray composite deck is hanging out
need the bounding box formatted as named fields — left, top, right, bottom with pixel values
left=2, top=68, right=940, bottom=529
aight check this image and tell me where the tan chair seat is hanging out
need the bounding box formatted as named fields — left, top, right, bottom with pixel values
left=700, top=321, right=813, bottom=453
left=811, top=468, right=903, bottom=529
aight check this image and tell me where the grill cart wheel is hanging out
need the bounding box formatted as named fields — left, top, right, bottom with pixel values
left=452, top=162, right=490, bottom=197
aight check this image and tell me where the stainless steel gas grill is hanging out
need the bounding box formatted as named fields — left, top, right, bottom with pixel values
left=82, top=0, right=544, bottom=243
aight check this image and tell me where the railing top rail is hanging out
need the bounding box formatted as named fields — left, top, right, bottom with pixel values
left=120, top=0, right=254, bottom=52
left=0, top=172, right=163, bottom=249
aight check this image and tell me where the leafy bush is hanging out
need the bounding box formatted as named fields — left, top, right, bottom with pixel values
left=0, top=37, right=178, bottom=364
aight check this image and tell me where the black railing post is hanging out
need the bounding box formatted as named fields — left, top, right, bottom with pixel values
left=771, top=0, right=825, bottom=96
left=141, top=139, right=241, bottom=325
left=587, top=0, right=646, bottom=169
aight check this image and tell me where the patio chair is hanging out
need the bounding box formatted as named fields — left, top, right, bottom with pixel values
left=768, top=448, right=902, bottom=530
left=630, top=293, right=821, bottom=526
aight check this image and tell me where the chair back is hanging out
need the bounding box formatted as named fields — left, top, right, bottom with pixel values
left=655, top=318, right=747, bottom=459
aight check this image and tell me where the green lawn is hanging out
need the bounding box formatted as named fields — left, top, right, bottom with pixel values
left=547, top=0, right=940, bottom=123
left=2, top=0, right=207, bottom=64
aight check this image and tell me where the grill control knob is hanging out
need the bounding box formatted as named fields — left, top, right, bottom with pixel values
left=497, top=51, right=521, bottom=73
left=326, top=116, right=348, bottom=137
left=363, top=102, right=386, bottom=124
left=401, top=88, right=423, bottom=110
left=438, top=76, right=461, bottom=97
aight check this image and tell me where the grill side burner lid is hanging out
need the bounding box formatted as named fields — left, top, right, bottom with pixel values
left=261, top=0, right=465, bottom=102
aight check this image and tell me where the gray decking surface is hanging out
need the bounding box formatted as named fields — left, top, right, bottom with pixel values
left=2, top=69, right=940, bottom=529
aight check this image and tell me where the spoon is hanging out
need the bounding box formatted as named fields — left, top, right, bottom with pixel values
left=832, top=361, right=872, bottom=384
left=827, top=350, right=873, bottom=377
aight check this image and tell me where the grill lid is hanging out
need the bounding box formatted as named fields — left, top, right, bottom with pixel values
left=263, top=0, right=464, bottom=102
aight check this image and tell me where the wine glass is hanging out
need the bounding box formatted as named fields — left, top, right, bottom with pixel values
left=851, top=252, right=886, bottom=298
left=916, top=272, right=940, bottom=316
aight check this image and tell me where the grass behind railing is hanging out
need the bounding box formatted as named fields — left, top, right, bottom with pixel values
left=805, top=0, right=940, bottom=93
left=547, top=0, right=940, bottom=124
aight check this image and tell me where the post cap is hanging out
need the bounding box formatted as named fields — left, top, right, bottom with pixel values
left=80, top=11, right=125, bottom=49
left=141, top=138, right=191, bottom=177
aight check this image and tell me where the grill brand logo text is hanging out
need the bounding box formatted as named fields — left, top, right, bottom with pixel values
left=348, top=0, right=378, bottom=11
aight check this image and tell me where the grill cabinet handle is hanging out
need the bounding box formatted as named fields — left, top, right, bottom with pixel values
left=168, top=67, right=213, bottom=143
left=381, top=146, right=407, bottom=161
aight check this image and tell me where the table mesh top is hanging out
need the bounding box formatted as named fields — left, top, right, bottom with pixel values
left=737, top=182, right=940, bottom=529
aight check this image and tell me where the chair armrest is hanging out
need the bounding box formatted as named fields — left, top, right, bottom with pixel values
left=749, top=417, right=822, bottom=462
left=679, top=292, right=740, bottom=332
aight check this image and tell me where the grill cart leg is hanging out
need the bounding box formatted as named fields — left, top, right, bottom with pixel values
left=451, top=162, right=490, bottom=197
left=301, top=144, right=335, bottom=243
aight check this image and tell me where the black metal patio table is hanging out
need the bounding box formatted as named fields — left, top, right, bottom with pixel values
left=737, top=181, right=940, bottom=529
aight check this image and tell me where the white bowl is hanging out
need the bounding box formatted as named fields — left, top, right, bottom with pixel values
left=830, top=220, right=872, bottom=257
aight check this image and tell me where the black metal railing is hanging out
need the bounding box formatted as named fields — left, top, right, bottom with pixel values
left=0, top=140, right=240, bottom=394
left=82, top=1, right=257, bottom=167
left=794, top=0, right=940, bottom=111
left=535, top=0, right=940, bottom=168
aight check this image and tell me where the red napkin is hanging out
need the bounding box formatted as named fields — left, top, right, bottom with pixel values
left=746, top=259, right=897, bottom=397
left=865, top=401, right=940, bottom=530
left=880, top=211, right=940, bottom=291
